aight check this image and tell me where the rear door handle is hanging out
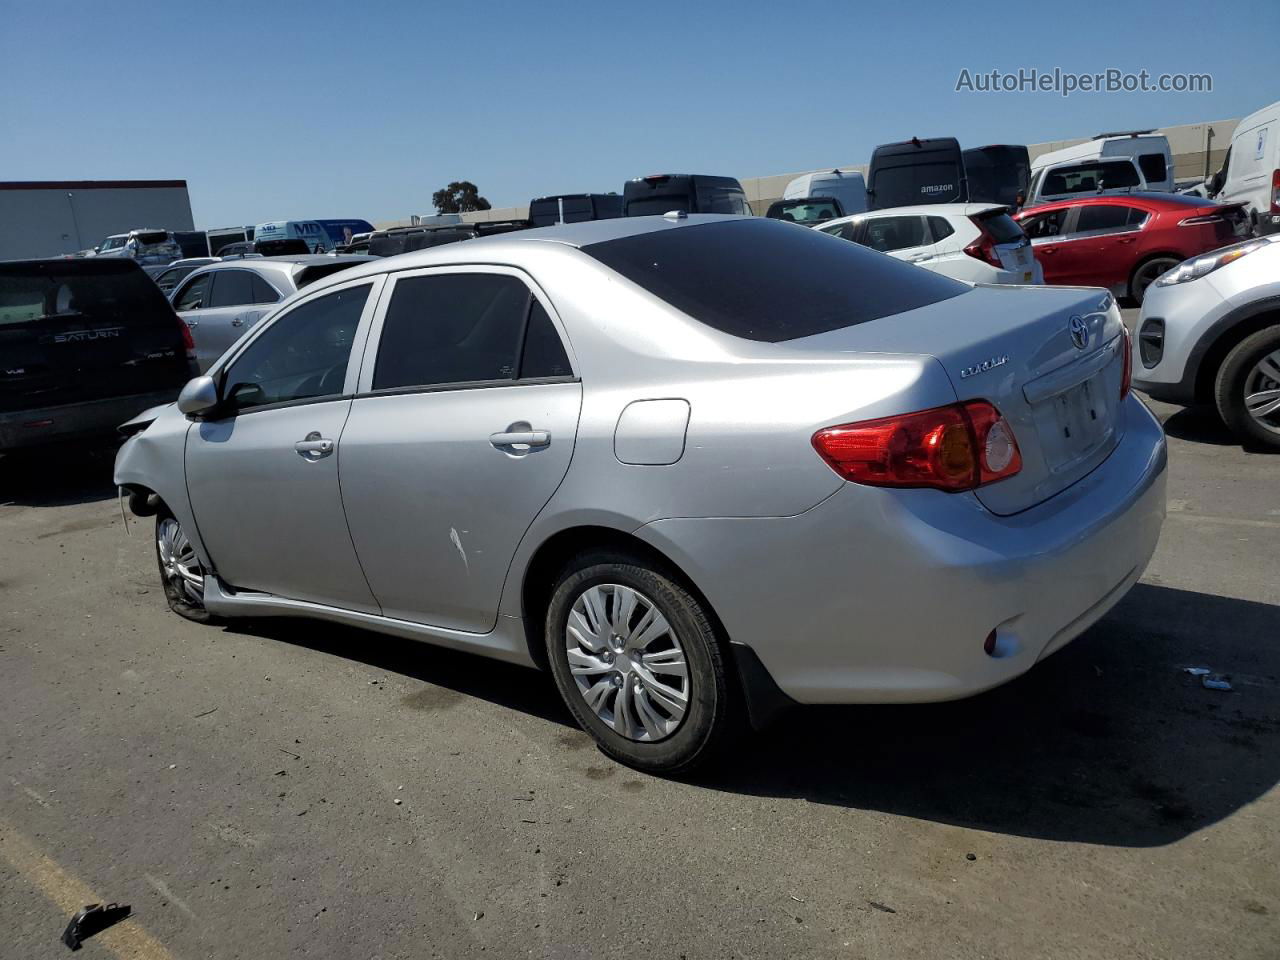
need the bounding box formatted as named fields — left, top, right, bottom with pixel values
left=185, top=318, right=199, bottom=328
left=489, top=430, right=550, bottom=448
left=295, top=431, right=334, bottom=460
left=231, top=316, right=244, bottom=327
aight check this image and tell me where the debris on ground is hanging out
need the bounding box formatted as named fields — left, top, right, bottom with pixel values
left=473, top=911, right=484, bottom=922
left=966, top=853, right=977, bottom=861
left=393, top=798, right=402, bottom=805
left=867, top=901, right=896, bottom=914
left=1202, top=675, right=1233, bottom=691
left=61, top=902, right=131, bottom=950
left=1183, top=667, right=1211, bottom=676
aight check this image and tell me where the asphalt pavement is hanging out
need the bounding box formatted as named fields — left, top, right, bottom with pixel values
left=1, top=311, right=1276, bottom=958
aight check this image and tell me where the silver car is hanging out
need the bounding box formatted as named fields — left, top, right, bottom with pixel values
left=171, top=255, right=371, bottom=371
left=1133, top=235, right=1280, bottom=449
left=115, top=215, right=1167, bottom=773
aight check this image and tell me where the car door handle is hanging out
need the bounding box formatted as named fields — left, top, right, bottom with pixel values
left=185, top=318, right=199, bottom=328
left=1116, top=237, right=1137, bottom=244
left=489, top=430, right=550, bottom=448
left=231, top=316, right=244, bottom=327
left=294, top=433, right=334, bottom=460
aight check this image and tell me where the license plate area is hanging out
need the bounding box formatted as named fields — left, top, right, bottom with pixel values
left=1038, top=371, right=1112, bottom=472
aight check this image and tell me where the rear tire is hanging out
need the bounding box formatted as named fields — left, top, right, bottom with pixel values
left=1129, top=257, right=1180, bottom=306
left=544, top=551, right=737, bottom=774
left=1214, top=325, right=1280, bottom=451
left=155, top=508, right=216, bottom=623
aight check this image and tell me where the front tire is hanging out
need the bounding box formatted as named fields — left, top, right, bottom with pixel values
left=1214, top=325, right=1280, bottom=451
left=1129, top=256, right=1180, bottom=306
left=155, top=509, right=216, bottom=623
left=545, top=552, right=736, bottom=773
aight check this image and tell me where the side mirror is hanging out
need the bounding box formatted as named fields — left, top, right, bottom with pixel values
left=177, top=375, right=220, bottom=418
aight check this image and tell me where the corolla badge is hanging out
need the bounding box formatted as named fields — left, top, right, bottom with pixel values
left=958, top=354, right=1009, bottom=379
left=1069, top=315, right=1089, bottom=350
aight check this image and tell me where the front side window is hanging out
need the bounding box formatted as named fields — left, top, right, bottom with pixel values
left=99, top=236, right=126, bottom=252
left=221, top=283, right=371, bottom=412
left=1021, top=210, right=1067, bottom=240
left=209, top=270, right=256, bottom=308
left=174, top=273, right=212, bottom=311
left=373, top=274, right=532, bottom=390
left=862, top=216, right=928, bottom=253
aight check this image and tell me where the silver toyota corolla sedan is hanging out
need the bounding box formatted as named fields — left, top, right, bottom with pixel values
left=115, top=214, right=1168, bottom=772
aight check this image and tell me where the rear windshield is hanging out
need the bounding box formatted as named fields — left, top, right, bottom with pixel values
left=767, top=199, right=842, bottom=223
left=582, top=219, right=966, bottom=343
left=976, top=211, right=1026, bottom=244
left=1043, top=161, right=1140, bottom=195
left=293, top=260, right=367, bottom=289
left=871, top=163, right=965, bottom=208
left=0, top=262, right=175, bottom=328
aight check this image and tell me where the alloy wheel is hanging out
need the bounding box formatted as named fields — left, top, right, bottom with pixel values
left=157, top=517, right=205, bottom=604
left=564, top=583, right=690, bottom=742
left=1243, top=348, right=1280, bottom=434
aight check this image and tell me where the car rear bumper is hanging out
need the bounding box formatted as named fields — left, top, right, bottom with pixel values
left=0, top=390, right=182, bottom=451
left=638, top=394, right=1167, bottom=704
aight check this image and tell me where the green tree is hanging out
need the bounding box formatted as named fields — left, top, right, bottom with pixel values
left=432, top=181, right=492, bottom=214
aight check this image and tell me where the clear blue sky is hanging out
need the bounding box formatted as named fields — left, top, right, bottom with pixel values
left=1, top=0, right=1273, bottom=228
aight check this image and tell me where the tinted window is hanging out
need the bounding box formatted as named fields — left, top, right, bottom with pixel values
left=252, top=274, right=280, bottom=304
left=174, top=273, right=212, bottom=311
left=927, top=216, right=955, bottom=242
left=626, top=196, right=692, bottom=217
left=1043, top=161, right=1141, bottom=195
left=1075, top=205, right=1136, bottom=234
left=155, top=265, right=196, bottom=296
left=1020, top=210, right=1068, bottom=239
left=373, top=274, right=529, bottom=390
left=222, top=284, right=371, bottom=412
left=583, top=219, right=966, bottom=344
left=209, top=270, right=256, bottom=308
left=768, top=199, right=842, bottom=224
left=694, top=182, right=750, bottom=215
left=974, top=212, right=1024, bottom=244
left=869, top=164, right=964, bottom=208
left=520, top=300, right=572, bottom=378
left=820, top=220, right=860, bottom=242
left=862, top=216, right=928, bottom=252
left=1138, top=153, right=1167, bottom=183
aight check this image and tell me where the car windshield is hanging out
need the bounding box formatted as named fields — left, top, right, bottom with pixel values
left=582, top=218, right=966, bottom=343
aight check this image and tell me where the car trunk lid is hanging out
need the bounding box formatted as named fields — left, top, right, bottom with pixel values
left=0, top=259, right=194, bottom=414
left=786, top=284, right=1128, bottom=514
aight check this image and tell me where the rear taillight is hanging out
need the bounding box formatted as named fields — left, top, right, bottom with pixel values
left=1120, top=326, right=1133, bottom=399
left=812, top=400, right=1022, bottom=492
left=964, top=220, right=1003, bottom=267
left=177, top=318, right=196, bottom=357
left=1178, top=213, right=1224, bottom=226
left=1272, top=169, right=1280, bottom=214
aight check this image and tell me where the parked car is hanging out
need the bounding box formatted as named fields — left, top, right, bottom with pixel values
left=818, top=204, right=1043, bottom=285
left=93, top=229, right=184, bottom=275
left=1027, top=132, right=1174, bottom=207
left=207, top=226, right=255, bottom=256
left=1205, top=100, right=1280, bottom=236
left=866, top=137, right=966, bottom=210
left=765, top=197, right=844, bottom=226
left=1133, top=235, right=1280, bottom=448
left=217, top=242, right=259, bottom=260
left=963, top=145, right=1030, bottom=209
left=1015, top=193, right=1249, bottom=304
left=622, top=175, right=750, bottom=216
left=0, top=259, right=195, bottom=452
left=783, top=170, right=867, bottom=216
left=153, top=258, right=219, bottom=297
left=115, top=214, right=1165, bottom=773
left=529, top=194, right=624, bottom=227
left=171, top=256, right=372, bottom=370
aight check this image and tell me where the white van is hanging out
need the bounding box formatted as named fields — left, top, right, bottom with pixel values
left=1026, top=132, right=1174, bottom=206
left=1210, top=101, right=1280, bottom=235
left=783, top=170, right=867, bottom=216
left=253, top=220, right=330, bottom=253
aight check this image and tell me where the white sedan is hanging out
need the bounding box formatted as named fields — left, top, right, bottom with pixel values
left=818, top=203, right=1044, bottom=285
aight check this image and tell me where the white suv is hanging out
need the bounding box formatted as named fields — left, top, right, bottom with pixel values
left=1134, top=235, right=1280, bottom=449
left=818, top=204, right=1043, bottom=285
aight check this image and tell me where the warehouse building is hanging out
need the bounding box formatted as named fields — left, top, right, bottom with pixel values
left=0, top=179, right=195, bottom=261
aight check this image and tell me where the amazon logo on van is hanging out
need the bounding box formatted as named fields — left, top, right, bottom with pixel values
left=921, top=184, right=955, bottom=194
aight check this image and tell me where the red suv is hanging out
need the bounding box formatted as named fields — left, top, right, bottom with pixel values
left=1014, top=194, right=1248, bottom=304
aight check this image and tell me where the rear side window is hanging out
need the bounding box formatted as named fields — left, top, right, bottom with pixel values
left=862, top=216, right=928, bottom=252
left=252, top=274, right=280, bottom=304
left=373, top=274, right=530, bottom=390
left=1075, top=205, right=1138, bottom=234
left=520, top=301, right=572, bottom=378
left=926, top=216, right=955, bottom=242
left=583, top=219, right=966, bottom=343
left=209, top=270, right=256, bottom=308
left=1138, top=153, right=1167, bottom=183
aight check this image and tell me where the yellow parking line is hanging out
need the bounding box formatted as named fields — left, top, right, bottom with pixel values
left=0, top=813, right=177, bottom=960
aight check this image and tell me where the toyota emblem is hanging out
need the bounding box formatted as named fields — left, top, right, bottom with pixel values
left=1069, top=315, right=1089, bottom=350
